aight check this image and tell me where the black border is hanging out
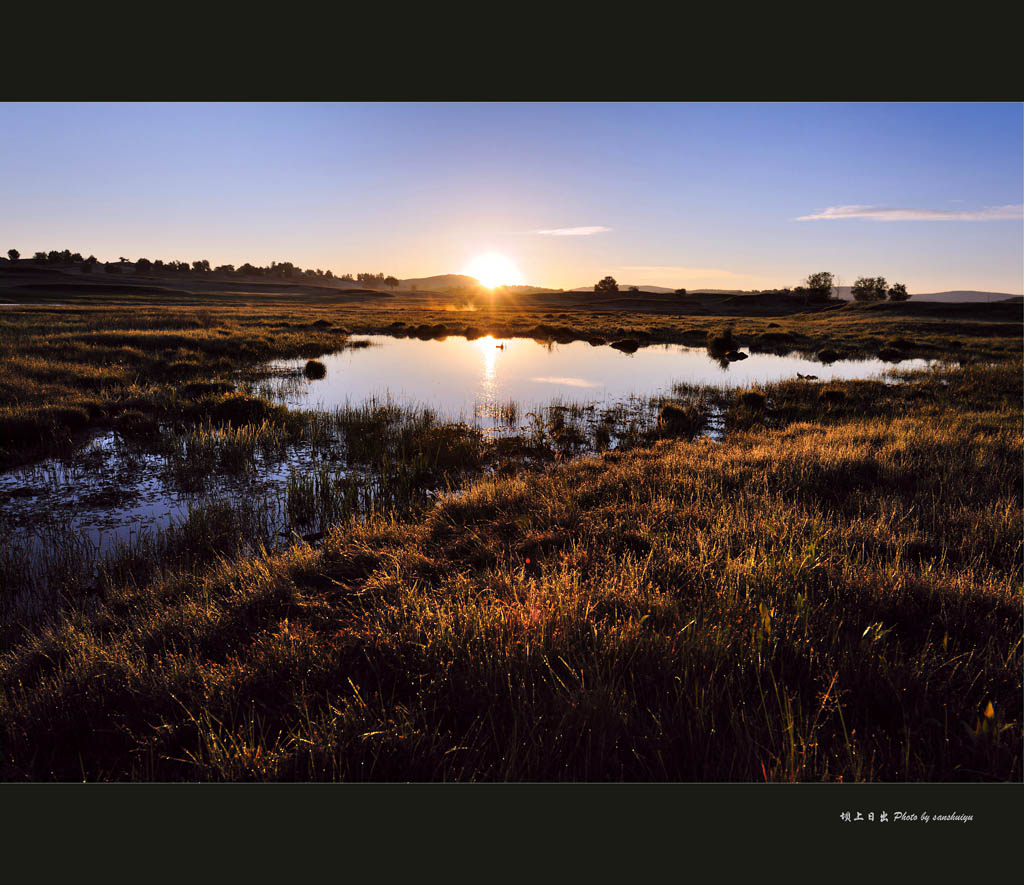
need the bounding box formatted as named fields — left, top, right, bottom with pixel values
left=2, top=783, right=1022, bottom=868
left=0, top=5, right=1020, bottom=866
left=1, top=8, right=1021, bottom=100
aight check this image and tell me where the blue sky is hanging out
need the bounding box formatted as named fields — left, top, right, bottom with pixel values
left=1, top=102, right=1021, bottom=292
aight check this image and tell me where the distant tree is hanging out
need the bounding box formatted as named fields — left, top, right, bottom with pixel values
left=192, top=259, right=210, bottom=273
left=82, top=255, right=98, bottom=274
left=119, top=256, right=128, bottom=264
left=851, top=276, right=888, bottom=302
left=136, top=258, right=152, bottom=272
left=888, top=282, right=910, bottom=302
left=805, top=271, right=834, bottom=302
left=70, top=252, right=83, bottom=263
left=214, top=264, right=235, bottom=274
left=153, top=259, right=164, bottom=269
left=384, top=275, right=399, bottom=290
left=628, top=286, right=640, bottom=294
left=48, top=250, right=61, bottom=263
left=33, top=252, right=47, bottom=262
left=675, top=288, right=687, bottom=296
left=339, top=273, right=354, bottom=282
left=323, top=270, right=334, bottom=279
left=104, top=262, right=122, bottom=274
left=594, top=276, right=619, bottom=295
left=7, top=249, right=19, bottom=262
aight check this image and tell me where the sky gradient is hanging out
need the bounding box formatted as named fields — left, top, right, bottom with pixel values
left=1, top=102, right=1021, bottom=293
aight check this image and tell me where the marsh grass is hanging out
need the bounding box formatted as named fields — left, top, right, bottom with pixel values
left=0, top=307, right=355, bottom=468
left=2, top=360, right=1019, bottom=781
left=0, top=299, right=1020, bottom=782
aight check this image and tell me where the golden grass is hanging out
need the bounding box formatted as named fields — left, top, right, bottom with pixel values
left=1, top=361, right=1019, bottom=781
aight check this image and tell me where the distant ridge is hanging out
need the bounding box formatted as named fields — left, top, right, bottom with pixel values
left=564, top=283, right=1019, bottom=302
left=397, top=274, right=561, bottom=295
left=569, top=285, right=748, bottom=295
left=398, top=274, right=480, bottom=291
left=833, top=287, right=1018, bottom=303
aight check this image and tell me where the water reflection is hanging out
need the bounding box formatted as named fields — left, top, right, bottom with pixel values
left=264, top=334, right=934, bottom=425
left=2, top=334, right=935, bottom=563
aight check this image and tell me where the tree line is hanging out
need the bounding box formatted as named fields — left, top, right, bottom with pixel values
left=592, top=271, right=909, bottom=302
left=3, top=249, right=400, bottom=289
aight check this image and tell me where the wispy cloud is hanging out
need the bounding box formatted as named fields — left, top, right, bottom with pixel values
left=796, top=204, right=1023, bottom=222
left=536, top=226, right=612, bottom=236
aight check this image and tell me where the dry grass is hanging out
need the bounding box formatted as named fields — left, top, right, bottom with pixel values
left=1, top=361, right=1019, bottom=781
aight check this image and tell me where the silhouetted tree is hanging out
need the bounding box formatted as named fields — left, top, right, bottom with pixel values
left=214, top=264, right=235, bottom=274
left=628, top=286, right=640, bottom=294
left=675, top=288, right=687, bottom=296
left=136, top=258, right=152, bottom=271
left=594, top=276, right=619, bottom=295
left=7, top=249, right=19, bottom=262
left=805, top=271, right=834, bottom=302
left=192, top=259, right=210, bottom=272
left=384, top=275, right=399, bottom=289
left=851, top=276, right=888, bottom=302
left=33, top=252, right=46, bottom=261
left=888, top=282, right=910, bottom=302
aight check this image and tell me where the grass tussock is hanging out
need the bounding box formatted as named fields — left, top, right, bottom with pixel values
left=304, top=360, right=327, bottom=379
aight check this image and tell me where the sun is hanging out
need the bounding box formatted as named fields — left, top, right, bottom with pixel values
left=463, top=253, right=525, bottom=289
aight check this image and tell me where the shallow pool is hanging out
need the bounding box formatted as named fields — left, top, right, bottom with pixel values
left=262, top=334, right=933, bottom=424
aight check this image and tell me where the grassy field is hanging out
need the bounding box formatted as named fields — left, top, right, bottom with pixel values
left=0, top=304, right=349, bottom=469
left=0, top=292, right=1019, bottom=779
left=2, top=290, right=1019, bottom=469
